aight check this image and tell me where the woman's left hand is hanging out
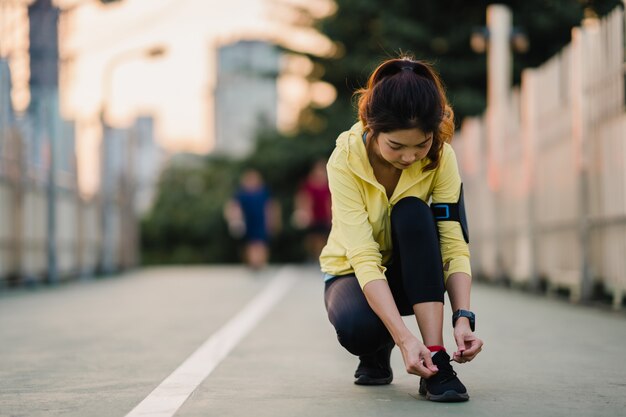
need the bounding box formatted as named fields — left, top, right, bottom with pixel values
left=452, top=321, right=483, bottom=363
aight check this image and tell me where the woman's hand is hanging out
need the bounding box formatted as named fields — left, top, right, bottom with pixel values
left=452, top=321, right=483, bottom=363
left=398, top=335, right=439, bottom=378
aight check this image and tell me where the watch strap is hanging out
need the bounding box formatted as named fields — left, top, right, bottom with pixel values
left=452, top=309, right=475, bottom=332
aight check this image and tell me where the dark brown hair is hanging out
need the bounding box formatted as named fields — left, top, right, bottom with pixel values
left=356, top=57, right=454, bottom=171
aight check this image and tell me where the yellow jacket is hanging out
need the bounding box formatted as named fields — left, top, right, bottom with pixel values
left=319, top=122, right=471, bottom=289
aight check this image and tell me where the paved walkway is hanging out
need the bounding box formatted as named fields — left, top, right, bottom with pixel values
left=1, top=265, right=625, bottom=416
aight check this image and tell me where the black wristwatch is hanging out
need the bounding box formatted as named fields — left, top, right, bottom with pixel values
left=452, top=309, right=475, bottom=331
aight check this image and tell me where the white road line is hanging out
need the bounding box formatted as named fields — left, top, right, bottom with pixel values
left=125, top=267, right=298, bottom=417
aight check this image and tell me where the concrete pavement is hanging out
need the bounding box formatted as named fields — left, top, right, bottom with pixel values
left=1, top=265, right=625, bottom=416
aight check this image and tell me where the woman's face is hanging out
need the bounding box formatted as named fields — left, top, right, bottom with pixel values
left=376, top=128, right=433, bottom=170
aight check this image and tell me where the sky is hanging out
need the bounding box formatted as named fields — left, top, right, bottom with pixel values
left=51, top=0, right=336, bottom=195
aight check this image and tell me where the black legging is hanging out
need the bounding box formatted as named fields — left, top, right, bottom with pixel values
left=324, top=197, right=445, bottom=357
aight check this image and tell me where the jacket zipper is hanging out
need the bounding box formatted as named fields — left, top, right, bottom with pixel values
left=347, top=159, right=409, bottom=251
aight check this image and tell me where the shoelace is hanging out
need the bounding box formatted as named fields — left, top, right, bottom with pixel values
left=449, top=351, right=464, bottom=362
left=437, top=360, right=458, bottom=383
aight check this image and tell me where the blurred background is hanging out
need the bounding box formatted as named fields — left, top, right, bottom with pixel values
left=0, top=0, right=625, bottom=307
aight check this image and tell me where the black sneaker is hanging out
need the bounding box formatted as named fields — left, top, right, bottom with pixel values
left=418, top=350, right=469, bottom=402
left=354, top=342, right=394, bottom=385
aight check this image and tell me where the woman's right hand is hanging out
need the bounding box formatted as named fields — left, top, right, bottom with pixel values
left=398, top=335, right=439, bottom=378
left=361, top=280, right=439, bottom=379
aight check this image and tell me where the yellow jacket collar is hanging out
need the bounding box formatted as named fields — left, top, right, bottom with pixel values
left=337, top=122, right=432, bottom=188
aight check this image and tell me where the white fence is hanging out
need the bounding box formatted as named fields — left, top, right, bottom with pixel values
left=454, top=8, right=626, bottom=308
left=0, top=125, right=142, bottom=284
left=0, top=127, right=123, bottom=283
left=0, top=179, right=106, bottom=282
left=0, top=63, right=159, bottom=285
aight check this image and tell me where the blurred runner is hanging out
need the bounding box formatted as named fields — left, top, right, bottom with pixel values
left=292, top=159, right=332, bottom=261
left=224, top=169, right=280, bottom=269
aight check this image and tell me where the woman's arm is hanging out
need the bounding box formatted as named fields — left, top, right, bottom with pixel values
left=266, top=199, right=282, bottom=236
left=431, top=146, right=482, bottom=362
left=223, top=199, right=245, bottom=238
left=446, top=272, right=483, bottom=363
left=431, top=145, right=472, bottom=283
left=362, top=280, right=438, bottom=378
left=446, top=271, right=471, bottom=311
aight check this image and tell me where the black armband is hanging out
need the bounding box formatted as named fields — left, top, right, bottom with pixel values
left=430, top=183, right=470, bottom=243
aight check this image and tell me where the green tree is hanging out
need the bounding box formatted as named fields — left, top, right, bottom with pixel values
left=141, top=156, right=241, bottom=264
left=303, top=0, right=622, bottom=127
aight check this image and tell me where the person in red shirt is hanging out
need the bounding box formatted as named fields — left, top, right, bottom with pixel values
left=293, top=159, right=332, bottom=261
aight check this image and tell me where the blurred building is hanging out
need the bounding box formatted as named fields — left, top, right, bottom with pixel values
left=214, top=40, right=280, bottom=157
left=0, top=58, right=17, bottom=281
left=133, top=116, right=167, bottom=216
left=26, top=0, right=61, bottom=180
left=0, top=60, right=14, bottom=160
left=99, top=115, right=166, bottom=273
left=28, top=0, right=59, bottom=92
left=0, top=0, right=30, bottom=114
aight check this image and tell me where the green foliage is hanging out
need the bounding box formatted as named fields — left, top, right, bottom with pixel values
left=141, top=156, right=240, bottom=264
left=305, top=0, right=622, bottom=126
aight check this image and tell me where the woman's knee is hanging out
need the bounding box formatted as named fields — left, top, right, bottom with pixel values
left=325, top=278, right=391, bottom=355
left=391, top=197, right=437, bottom=235
left=332, top=312, right=390, bottom=355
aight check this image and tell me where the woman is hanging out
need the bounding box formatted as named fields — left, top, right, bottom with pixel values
left=320, top=57, right=483, bottom=402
